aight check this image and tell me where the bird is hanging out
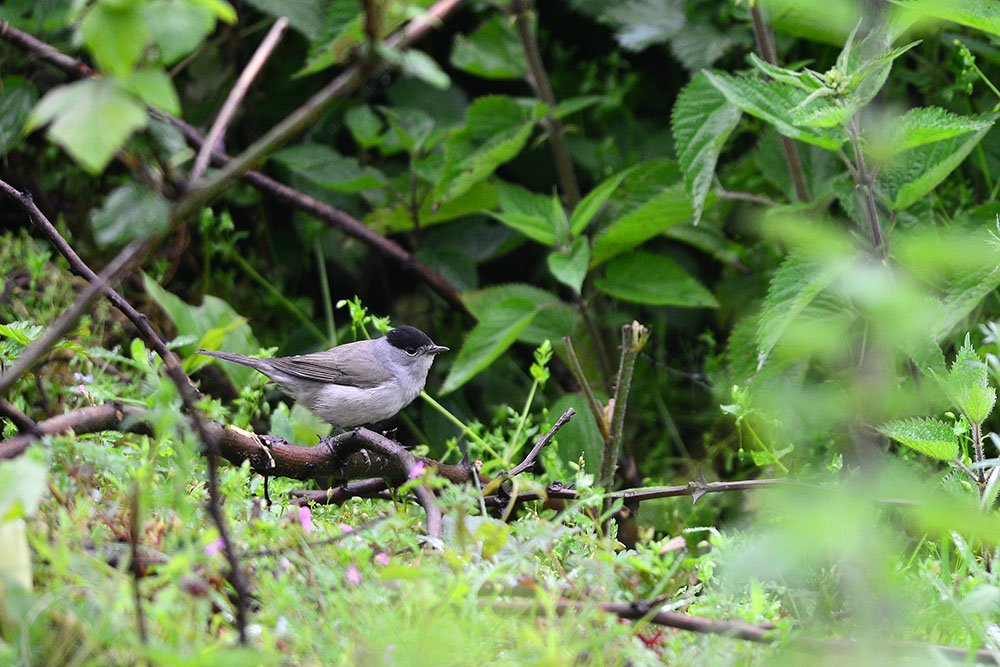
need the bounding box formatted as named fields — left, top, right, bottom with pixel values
left=196, top=325, right=447, bottom=428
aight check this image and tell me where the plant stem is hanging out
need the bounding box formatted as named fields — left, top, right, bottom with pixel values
left=562, top=336, right=610, bottom=440
left=508, top=377, right=539, bottom=461
left=510, top=0, right=581, bottom=208
left=420, top=391, right=502, bottom=460
left=847, top=123, right=886, bottom=259
left=599, top=322, right=649, bottom=492
left=313, top=239, right=337, bottom=345
left=749, top=3, right=810, bottom=203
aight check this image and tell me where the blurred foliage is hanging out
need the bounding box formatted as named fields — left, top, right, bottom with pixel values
left=6, top=0, right=1000, bottom=661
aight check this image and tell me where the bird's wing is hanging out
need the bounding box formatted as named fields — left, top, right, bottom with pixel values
left=266, top=343, right=392, bottom=389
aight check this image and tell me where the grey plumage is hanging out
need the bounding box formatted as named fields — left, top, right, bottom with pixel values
left=197, top=326, right=447, bottom=428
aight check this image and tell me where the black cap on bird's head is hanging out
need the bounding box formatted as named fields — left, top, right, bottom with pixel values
left=385, top=326, right=448, bottom=356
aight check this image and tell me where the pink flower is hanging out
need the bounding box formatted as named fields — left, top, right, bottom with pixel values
left=298, top=506, right=314, bottom=534
left=204, top=537, right=225, bottom=555
left=376, top=552, right=390, bottom=566
left=346, top=565, right=362, bottom=586
left=339, top=523, right=353, bottom=533
left=408, top=461, right=426, bottom=479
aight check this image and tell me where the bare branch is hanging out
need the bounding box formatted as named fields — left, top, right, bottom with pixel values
left=0, top=398, right=42, bottom=437
left=507, top=408, right=575, bottom=478
left=190, top=17, right=290, bottom=183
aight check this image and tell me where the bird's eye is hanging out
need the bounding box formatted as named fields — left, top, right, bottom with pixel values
left=405, top=347, right=417, bottom=355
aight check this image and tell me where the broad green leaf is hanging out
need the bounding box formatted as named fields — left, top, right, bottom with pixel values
left=0, top=77, right=37, bottom=156
left=491, top=181, right=559, bottom=246
left=450, top=16, right=527, bottom=80
left=368, top=181, right=498, bottom=233
left=345, top=105, right=383, bottom=149
left=441, top=296, right=538, bottom=393
left=672, top=72, right=742, bottom=224
left=569, top=171, right=628, bottom=235
left=299, top=1, right=362, bottom=74
left=878, top=417, right=959, bottom=460
left=747, top=53, right=823, bottom=91
left=380, top=106, right=436, bottom=155
left=271, top=143, right=386, bottom=193
left=590, top=182, right=693, bottom=266
left=547, top=238, right=590, bottom=293
left=0, top=520, right=32, bottom=590
left=26, top=79, right=147, bottom=174
left=947, top=334, right=996, bottom=424
left=80, top=0, right=149, bottom=77
left=436, top=95, right=543, bottom=201
left=462, top=283, right=577, bottom=345
left=397, top=49, right=452, bottom=90
left=122, top=68, right=180, bottom=115
left=144, top=0, right=216, bottom=65
left=550, top=393, right=604, bottom=473
left=868, top=107, right=995, bottom=161
left=662, top=221, right=742, bottom=268
left=702, top=71, right=847, bottom=150
left=882, top=113, right=998, bottom=209
left=668, top=21, right=736, bottom=72
left=594, top=250, right=717, bottom=307
left=243, top=0, right=324, bottom=39
left=270, top=402, right=332, bottom=447
left=143, top=274, right=261, bottom=388
left=603, top=0, right=685, bottom=51
left=893, top=0, right=1000, bottom=37
left=90, top=183, right=170, bottom=248
left=756, top=248, right=849, bottom=370
left=552, top=96, right=605, bottom=120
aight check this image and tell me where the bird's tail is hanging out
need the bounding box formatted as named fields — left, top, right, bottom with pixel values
left=196, top=349, right=267, bottom=370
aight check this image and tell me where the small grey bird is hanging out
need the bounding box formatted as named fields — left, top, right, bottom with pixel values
left=197, top=325, right=447, bottom=428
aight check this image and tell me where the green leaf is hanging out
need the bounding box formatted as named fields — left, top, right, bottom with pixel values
left=893, top=0, right=1000, bottom=37
left=0, top=77, right=37, bottom=156
left=590, top=182, right=693, bottom=266
left=491, top=181, right=559, bottom=246
left=143, top=274, right=261, bottom=388
left=551, top=95, right=605, bottom=120
left=26, top=79, right=147, bottom=174
left=436, top=95, right=543, bottom=201
left=747, top=53, right=824, bottom=91
left=271, top=143, right=386, bottom=193
left=190, top=0, right=237, bottom=23
left=368, top=181, right=498, bottom=233
left=569, top=171, right=628, bottom=235
left=122, top=68, right=180, bottom=115
left=144, top=0, right=216, bottom=65
left=882, top=113, right=998, bottom=209
left=878, top=417, right=959, bottom=460
left=603, top=0, right=686, bottom=51
left=0, top=457, right=46, bottom=520
left=398, top=49, right=452, bottom=90
left=450, top=15, right=527, bottom=80
left=90, top=183, right=170, bottom=247
left=594, top=250, right=717, bottom=307
left=440, top=296, right=539, bottom=394
left=947, top=334, right=996, bottom=424
left=80, top=0, right=149, bottom=77
left=547, top=238, right=590, bottom=293
left=298, top=1, right=362, bottom=75
left=756, top=249, right=849, bottom=370
left=868, top=107, right=995, bottom=161
left=672, top=72, right=742, bottom=224
left=243, top=0, right=324, bottom=40
left=702, top=71, right=847, bottom=150
left=462, top=283, right=577, bottom=345
left=345, top=105, right=383, bottom=149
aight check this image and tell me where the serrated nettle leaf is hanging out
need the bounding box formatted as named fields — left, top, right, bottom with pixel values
left=492, top=181, right=560, bottom=246
left=594, top=250, right=718, bottom=308
left=792, top=100, right=854, bottom=128
left=882, top=113, right=999, bottom=209
left=80, top=0, right=149, bottom=78
left=590, top=182, right=693, bottom=266
left=435, top=95, right=542, bottom=201
left=756, top=249, right=850, bottom=370
left=672, top=72, right=741, bottom=225
left=367, top=181, right=497, bottom=233
left=702, top=71, right=846, bottom=150
left=866, top=107, right=995, bottom=162
left=878, top=417, right=959, bottom=460
left=380, top=106, right=436, bottom=154
left=462, top=283, right=577, bottom=345
left=893, top=0, right=1000, bottom=38
left=26, top=79, right=147, bottom=174
left=569, top=171, right=629, bottom=235
left=271, top=143, right=386, bottom=193
left=90, top=183, right=170, bottom=248
left=547, top=238, right=590, bottom=293
left=947, top=335, right=997, bottom=423
left=441, top=296, right=539, bottom=394
left=450, top=15, right=527, bottom=80
left=298, top=1, right=363, bottom=75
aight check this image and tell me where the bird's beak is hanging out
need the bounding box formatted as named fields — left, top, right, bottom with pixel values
left=429, top=345, right=449, bottom=355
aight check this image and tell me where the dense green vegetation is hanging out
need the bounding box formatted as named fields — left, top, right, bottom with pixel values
left=4, top=0, right=1000, bottom=662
